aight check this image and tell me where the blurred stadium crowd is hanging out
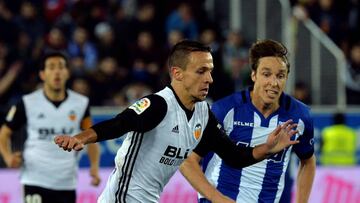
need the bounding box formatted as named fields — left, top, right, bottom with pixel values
left=0, top=0, right=359, bottom=114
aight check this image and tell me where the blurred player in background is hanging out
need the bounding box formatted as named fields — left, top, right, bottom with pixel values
left=0, top=51, right=100, bottom=203
left=54, top=40, right=299, bottom=203
left=190, top=39, right=316, bottom=203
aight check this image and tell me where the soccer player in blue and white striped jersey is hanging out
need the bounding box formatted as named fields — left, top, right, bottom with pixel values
left=183, top=39, right=316, bottom=203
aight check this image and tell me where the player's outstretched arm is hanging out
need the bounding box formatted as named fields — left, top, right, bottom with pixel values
left=196, top=117, right=300, bottom=169
left=54, top=128, right=98, bottom=152
left=180, top=153, right=235, bottom=203
left=253, top=119, right=299, bottom=160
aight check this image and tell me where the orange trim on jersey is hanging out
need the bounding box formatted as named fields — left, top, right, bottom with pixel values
left=81, top=116, right=93, bottom=130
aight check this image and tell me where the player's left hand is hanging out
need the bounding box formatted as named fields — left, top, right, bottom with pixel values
left=265, top=119, right=299, bottom=154
left=90, top=166, right=101, bottom=186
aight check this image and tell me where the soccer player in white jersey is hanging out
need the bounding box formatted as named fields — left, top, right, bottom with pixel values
left=0, top=52, right=101, bottom=203
left=55, top=40, right=299, bottom=203
left=184, top=39, right=316, bottom=203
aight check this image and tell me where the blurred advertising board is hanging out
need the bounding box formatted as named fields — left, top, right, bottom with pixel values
left=1, top=167, right=359, bottom=203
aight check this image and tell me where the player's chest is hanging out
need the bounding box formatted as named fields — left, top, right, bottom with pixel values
left=226, top=111, right=299, bottom=146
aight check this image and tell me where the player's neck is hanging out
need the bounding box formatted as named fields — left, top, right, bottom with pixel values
left=43, top=86, right=66, bottom=102
left=170, top=83, right=195, bottom=111
left=250, top=91, right=279, bottom=118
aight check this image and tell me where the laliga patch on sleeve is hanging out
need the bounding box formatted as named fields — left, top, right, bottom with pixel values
left=129, top=98, right=151, bottom=115
left=6, top=105, right=16, bottom=122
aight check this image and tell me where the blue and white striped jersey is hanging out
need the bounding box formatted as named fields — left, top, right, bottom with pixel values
left=201, top=88, right=314, bottom=203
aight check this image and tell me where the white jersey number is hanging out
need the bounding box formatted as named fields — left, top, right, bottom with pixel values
left=25, top=194, right=42, bottom=203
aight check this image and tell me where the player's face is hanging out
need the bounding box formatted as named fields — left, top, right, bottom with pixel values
left=182, top=52, right=214, bottom=102
left=40, top=56, right=69, bottom=92
left=251, top=56, right=288, bottom=105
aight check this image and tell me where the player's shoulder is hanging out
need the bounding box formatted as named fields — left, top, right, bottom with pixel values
left=139, top=93, right=166, bottom=105
left=22, top=89, right=43, bottom=101
left=155, top=86, right=175, bottom=102
left=67, top=89, right=89, bottom=102
left=212, top=90, right=247, bottom=110
left=284, top=93, right=311, bottom=118
left=129, top=92, right=167, bottom=113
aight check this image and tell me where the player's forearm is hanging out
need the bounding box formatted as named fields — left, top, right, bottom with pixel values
left=87, top=143, right=100, bottom=168
left=296, top=155, right=316, bottom=203
left=252, top=143, right=273, bottom=160
left=0, top=126, right=13, bottom=159
left=76, top=128, right=98, bottom=145
left=180, top=153, right=235, bottom=203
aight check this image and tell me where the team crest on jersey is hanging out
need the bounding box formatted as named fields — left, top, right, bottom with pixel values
left=129, top=98, right=151, bottom=115
left=193, top=123, right=202, bottom=140
left=69, top=110, right=77, bottom=121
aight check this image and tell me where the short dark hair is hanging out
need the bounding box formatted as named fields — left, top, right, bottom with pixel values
left=168, top=40, right=211, bottom=70
left=40, top=51, right=69, bottom=70
left=249, top=39, right=290, bottom=73
left=334, top=112, right=345, bottom=124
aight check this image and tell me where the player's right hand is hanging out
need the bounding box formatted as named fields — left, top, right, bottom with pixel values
left=54, top=135, right=84, bottom=152
left=265, top=119, right=299, bottom=154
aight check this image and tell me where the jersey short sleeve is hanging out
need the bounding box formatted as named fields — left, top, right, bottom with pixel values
left=80, top=104, right=92, bottom=130
left=4, top=99, right=26, bottom=131
left=293, top=115, right=315, bottom=160
left=210, top=101, right=228, bottom=126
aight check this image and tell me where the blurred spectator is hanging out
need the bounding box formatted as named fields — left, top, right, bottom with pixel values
left=44, top=0, right=67, bottom=25
left=306, top=0, right=347, bottom=45
left=320, top=112, right=357, bottom=165
left=200, top=28, right=221, bottom=60
left=166, top=3, right=198, bottom=40
left=69, top=54, right=86, bottom=78
left=105, top=90, right=129, bottom=107
left=222, top=31, right=248, bottom=78
left=123, top=82, right=152, bottom=104
left=127, top=3, right=162, bottom=45
left=161, top=30, right=184, bottom=65
left=222, top=30, right=249, bottom=92
left=68, top=26, right=98, bottom=71
left=107, top=5, right=131, bottom=68
left=199, top=28, right=233, bottom=100
left=129, top=31, right=162, bottom=90
left=89, top=57, right=128, bottom=105
left=343, top=42, right=360, bottom=105
left=104, top=82, right=152, bottom=107
left=14, top=1, right=44, bottom=47
left=293, top=81, right=312, bottom=105
left=166, top=30, right=184, bottom=49
left=44, top=27, right=67, bottom=53
left=71, top=77, right=91, bottom=97
left=157, top=30, right=185, bottom=88
left=14, top=31, right=32, bottom=60
left=0, top=1, right=18, bottom=44
left=94, top=22, right=119, bottom=60
left=348, top=0, right=360, bottom=44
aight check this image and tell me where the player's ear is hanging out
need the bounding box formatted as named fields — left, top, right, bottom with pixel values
left=171, top=66, right=183, bottom=81
left=251, top=70, right=256, bottom=82
left=39, top=70, right=45, bottom=81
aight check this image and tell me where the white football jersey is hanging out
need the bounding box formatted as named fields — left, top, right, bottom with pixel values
left=98, top=87, right=209, bottom=203
left=20, top=89, right=89, bottom=190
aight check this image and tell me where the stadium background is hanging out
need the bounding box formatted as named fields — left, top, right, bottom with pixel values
left=0, top=0, right=359, bottom=202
